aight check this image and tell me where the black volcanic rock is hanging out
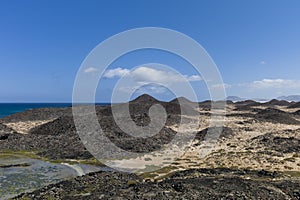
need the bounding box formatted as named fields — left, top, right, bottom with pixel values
left=29, top=116, right=75, bottom=136
left=194, top=127, right=233, bottom=145
left=253, top=130, right=300, bottom=153
left=112, top=95, right=199, bottom=126
left=166, top=97, right=199, bottom=116
left=263, top=99, right=291, bottom=107
left=255, top=108, right=300, bottom=125
left=14, top=168, right=300, bottom=200
left=235, top=100, right=261, bottom=106
left=234, top=105, right=262, bottom=112
left=0, top=117, right=93, bottom=160
left=98, top=114, right=178, bottom=153
left=0, top=107, right=71, bottom=123
left=170, top=96, right=193, bottom=104
left=0, top=134, right=9, bottom=140
left=223, top=100, right=234, bottom=105
left=130, top=94, right=160, bottom=103
left=228, top=99, right=261, bottom=112
left=197, top=100, right=229, bottom=111
left=234, top=100, right=262, bottom=111
left=198, top=100, right=212, bottom=111
left=128, top=94, right=199, bottom=120
left=293, top=110, right=300, bottom=115
left=288, top=102, right=300, bottom=108
left=0, top=98, right=186, bottom=159
left=0, top=113, right=178, bottom=158
left=129, top=94, right=174, bottom=117
left=199, top=100, right=212, bottom=105
left=0, top=123, right=16, bottom=140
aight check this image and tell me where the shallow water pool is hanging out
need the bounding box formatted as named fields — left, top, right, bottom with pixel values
left=0, top=155, right=110, bottom=199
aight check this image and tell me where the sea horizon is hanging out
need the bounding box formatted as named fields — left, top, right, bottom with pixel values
left=0, top=102, right=111, bottom=119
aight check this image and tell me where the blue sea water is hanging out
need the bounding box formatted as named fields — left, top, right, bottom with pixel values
left=0, top=103, right=72, bottom=118
left=0, top=103, right=110, bottom=119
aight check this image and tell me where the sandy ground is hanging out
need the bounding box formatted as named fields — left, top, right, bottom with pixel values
left=175, top=111, right=300, bottom=174
left=4, top=119, right=55, bottom=134
left=141, top=105, right=300, bottom=179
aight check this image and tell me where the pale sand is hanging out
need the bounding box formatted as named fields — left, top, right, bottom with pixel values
left=4, top=119, right=56, bottom=134
left=141, top=110, right=300, bottom=179
left=176, top=116, right=300, bottom=173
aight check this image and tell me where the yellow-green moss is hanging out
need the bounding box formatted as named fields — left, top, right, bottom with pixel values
left=285, top=171, right=300, bottom=177
left=0, top=150, right=104, bottom=166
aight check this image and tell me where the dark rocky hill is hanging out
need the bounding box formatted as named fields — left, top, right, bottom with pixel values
left=255, top=108, right=300, bottom=125
left=0, top=95, right=196, bottom=159
left=0, top=107, right=71, bottom=123
left=263, top=99, right=292, bottom=107
left=14, top=168, right=300, bottom=200
left=130, top=94, right=161, bottom=103
left=288, top=102, right=300, bottom=109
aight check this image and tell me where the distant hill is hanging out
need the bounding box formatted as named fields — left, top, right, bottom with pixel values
left=130, top=94, right=160, bottom=103
left=277, top=95, right=300, bottom=102
left=288, top=102, right=300, bottom=109
left=130, top=94, right=300, bottom=104
left=227, top=95, right=300, bottom=103
left=226, top=96, right=268, bottom=103
left=226, top=96, right=245, bottom=102
left=262, top=99, right=291, bottom=107
left=169, top=96, right=194, bottom=104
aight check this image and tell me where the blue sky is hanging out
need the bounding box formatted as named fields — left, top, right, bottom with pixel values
left=0, top=0, right=300, bottom=102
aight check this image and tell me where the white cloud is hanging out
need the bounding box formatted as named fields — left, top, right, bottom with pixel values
left=250, top=79, right=300, bottom=89
left=211, top=83, right=231, bottom=89
left=104, top=66, right=203, bottom=101
left=103, top=66, right=202, bottom=84
left=135, top=84, right=169, bottom=94
left=130, top=67, right=181, bottom=84
left=84, top=67, right=98, bottom=73
left=260, top=60, right=266, bottom=65
left=224, top=78, right=300, bottom=99
left=116, top=83, right=168, bottom=94
left=103, top=67, right=130, bottom=78
left=185, top=75, right=202, bottom=81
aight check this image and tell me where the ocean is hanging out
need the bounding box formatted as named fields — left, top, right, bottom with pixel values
left=0, top=103, right=110, bottom=119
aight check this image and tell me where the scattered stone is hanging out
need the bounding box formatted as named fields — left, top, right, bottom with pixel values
left=14, top=169, right=300, bottom=200
left=288, top=102, right=300, bottom=109
left=255, top=108, right=300, bottom=125
left=0, top=163, right=31, bottom=168
left=252, top=131, right=300, bottom=153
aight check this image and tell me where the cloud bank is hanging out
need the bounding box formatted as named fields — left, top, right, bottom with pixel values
left=250, top=79, right=300, bottom=89
left=84, top=67, right=98, bottom=73
left=103, top=67, right=130, bottom=78
left=103, top=66, right=202, bottom=84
